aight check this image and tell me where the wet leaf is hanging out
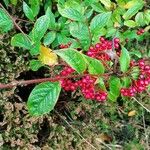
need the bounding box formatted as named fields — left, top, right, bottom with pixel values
left=38, top=45, right=58, bottom=66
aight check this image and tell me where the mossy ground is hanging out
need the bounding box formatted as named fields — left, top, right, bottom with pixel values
left=1, top=34, right=150, bottom=150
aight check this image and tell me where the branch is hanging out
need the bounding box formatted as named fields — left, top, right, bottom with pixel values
left=0, top=73, right=112, bottom=89
left=132, top=97, right=150, bottom=113
left=0, top=3, right=31, bottom=42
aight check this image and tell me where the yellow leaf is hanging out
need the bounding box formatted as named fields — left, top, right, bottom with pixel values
left=38, top=45, right=58, bottom=66
left=124, top=0, right=136, bottom=9
left=114, top=22, right=121, bottom=28
left=99, top=0, right=111, bottom=9
left=128, top=110, right=136, bottom=117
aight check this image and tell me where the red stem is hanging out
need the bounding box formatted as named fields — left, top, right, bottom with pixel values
left=0, top=73, right=112, bottom=89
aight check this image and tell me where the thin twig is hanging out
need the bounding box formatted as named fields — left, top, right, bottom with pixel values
left=132, top=97, right=150, bottom=113
left=0, top=3, right=31, bottom=42
left=0, top=73, right=112, bottom=89
left=96, top=138, right=112, bottom=150
left=15, top=18, right=34, bottom=24
left=55, top=110, right=97, bottom=150
left=112, top=29, right=119, bottom=73
left=142, top=109, right=149, bottom=150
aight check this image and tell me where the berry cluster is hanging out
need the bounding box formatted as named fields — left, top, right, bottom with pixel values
left=78, top=75, right=107, bottom=101
left=59, top=67, right=77, bottom=91
left=86, top=37, right=120, bottom=61
left=136, top=29, right=145, bottom=35
left=59, top=42, right=71, bottom=49
left=121, top=59, right=150, bottom=97
left=58, top=36, right=149, bottom=101
left=59, top=67, right=107, bottom=102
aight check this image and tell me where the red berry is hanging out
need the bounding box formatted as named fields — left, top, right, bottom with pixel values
left=99, top=37, right=105, bottom=42
left=114, top=38, right=120, bottom=43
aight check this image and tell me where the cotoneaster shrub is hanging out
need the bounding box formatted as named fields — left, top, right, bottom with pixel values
left=0, top=0, right=150, bottom=116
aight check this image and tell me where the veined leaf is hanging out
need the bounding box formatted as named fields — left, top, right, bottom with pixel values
left=11, top=33, right=32, bottom=49
left=123, top=0, right=137, bottom=9
left=99, top=0, right=111, bottom=9
left=27, top=82, right=61, bottom=116
left=55, top=48, right=87, bottom=73
left=43, top=31, right=56, bottom=46
left=84, top=55, right=104, bottom=75
left=135, top=12, right=145, bottom=26
left=123, top=2, right=144, bottom=20
left=97, top=77, right=106, bottom=90
left=57, top=5, right=84, bottom=21
left=121, top=77, right=131, bottom=88
left=131, top=66, right=140, bottom=80
left=124, top=20, right=137, bottom=28
left=144, top=10, right=150, bottom=25
left=31, top=15, right=50, bottom=42
left=109, top=76, right=121, bottom=96
left=38, top=45, right=58, bottom=66
left=46, top=7, right=56, bottom=29
left=69, top=22, right=90, bottom=50
left=91, top=2, right=106, bottom=13
left=23, top=1, right=34, bottom=21
left=69, top=22, right=89, bottom=40
left=119, top=47, right=130, bottom=73
left=90, top=12, right=112, bottom=33
left=0, top=8, right=13, bottom=33
left=108, top=76, right=121, bottom=102
left=29, top=60, right=43, bottom=71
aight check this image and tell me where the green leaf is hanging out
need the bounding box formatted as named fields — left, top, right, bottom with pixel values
left=91, top=2, right=106, bottom=13
left=31, top=15, right=50, bottom=42
left=119, top=47, right=130, bottom=73
left=28, top=0, right=40, bottom=17
left=106, top=27, right=117, bottom=37
left=30, top=42, right=41, bottom=55
left=109, top=77, right=121, bottom=96
left=84, top=8, right=93, bottom=19
left=108, top=92, right=118, bottom=102
left=3, top=0, right=10, bottom=7
left=84, top=55, right=104, bottom=75
left=130, top=50, right=141, bottom=58
left=123, top=2, right=144, bottom=20
left=27, top=82, right=61, bottom=116
left=0, top=8, right=13, bottom=33
left=90, top=12, right=111, bottom=33
left=31, top=3, right=40, bottom=17
left=97, top=77, right=106, bottom=90
left=131, top=66, right=140, bottom=80
left=123, top=30, right=137, bottom=39
left=121, top=77, right=131, bottom=88
left=10, top=0, right=17, bottom=5
left=135, top=12, right=145, bottom=26
left=29, top=60, right=43, bottom=71
left=144, top=10, right=150, bottom=25
left=57, top=5, right=84, bottom=21
left=69, top=22, right=90, bottom=50
left=43, top=31, right=56, bottom=46
left=55, top=48, right=87, bottom=73
left=124, top=20, right=137, bottom=28
left=46, top=7, right=56, bottom=29
left=11, top=33, right=32, bottom=49
left=99, top=0, right=111, bottom=8
left=23, top=1, right=34, bottom=21
left=69, top=22, right=89, bottom=40
left=92, top=28, right=107, bottom=43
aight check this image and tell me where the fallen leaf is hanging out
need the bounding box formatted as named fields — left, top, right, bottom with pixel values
left=38, top=45, right=58, bottom=66
left=97, top=133, right=112, bottom=143
left=128, top=110, right=136, bottom=117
